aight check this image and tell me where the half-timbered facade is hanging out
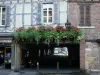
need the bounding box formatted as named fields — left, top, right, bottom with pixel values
left=0, top=0, right=68, bottom=71
left=0, top=0, right=100, bottom=72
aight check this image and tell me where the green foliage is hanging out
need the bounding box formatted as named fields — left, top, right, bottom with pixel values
left=14, top=26, right=83, bottom=44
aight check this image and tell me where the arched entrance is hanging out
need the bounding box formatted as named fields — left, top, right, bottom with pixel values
left=21, top=43, right=80, bottom=69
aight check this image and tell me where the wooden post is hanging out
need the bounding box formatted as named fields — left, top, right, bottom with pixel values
left=57, top=62, right=59, bottom=72
left=37, top=62, right=39, bottom=72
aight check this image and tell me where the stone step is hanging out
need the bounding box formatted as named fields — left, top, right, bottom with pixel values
left=18, top=72, right=89, bottom=75
left=35, top=72, right=89, bottom=75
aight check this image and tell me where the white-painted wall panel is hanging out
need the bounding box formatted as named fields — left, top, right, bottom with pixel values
left=32, top=15, right=37, bottom=25
left=25, top=0, right=31, bottom=2
left=11, top=4, right=15, bottom=14
left=16, top=4, right=23, bottom=14
left=5, top=1, right=10, bottom=4
left=19, top=0, right=24, bottom=3
left=16, top=15, right=22, bottom=27
left=24, top=4, right=31, bottom=13
left=24, top=15, right=31, bottom=25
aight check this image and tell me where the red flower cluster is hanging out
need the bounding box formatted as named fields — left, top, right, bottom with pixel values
left=50, top=27, right=54, bottom=30
left=56, top=26, right=62, bottom=32
left=66, top=26, right=80, bottom=32
left=38, top=26, right=47, bottom=31
left=56, top=26, right=66, bottom=32
left=47, top=27, right=54, bottom=31
left=15, top=26, right=80, bottom=32
left=37, top=26, right=54, bottom=31
left=71, top=26, right=80, bottom=32
left=16, top=27, right=24, bottom=32
left=28, top=27, right=36, bottom=32
left=61, top=26, right=66, bottom=32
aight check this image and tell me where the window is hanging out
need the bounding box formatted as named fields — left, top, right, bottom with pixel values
left=79, top=5, right=91, bottom=26
left=42, top=4, right=53, bottom=24
left=0, top=7, right=6, bottom=26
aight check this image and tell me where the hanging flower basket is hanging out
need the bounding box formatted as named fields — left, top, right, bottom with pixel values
left=13, top=25, right=83, bottom=45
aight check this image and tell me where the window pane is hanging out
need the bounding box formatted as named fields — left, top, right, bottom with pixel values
left=2, top=20, right=5, bottom=25
left=2, top=14, right=5, bottom=20
left=43, top=8, right=47, bottom=10
left=49, top=11, right=52, bottom=16
left=43, top=11, right=47, bottom=16
left=49, top=8, right=52, bottom=11
left=79, top=5, right=84, bottom=26
left=85, top=6, right=91, bottom=26
left=49, top=17, right=52, bottom=22
left=2, top=8, right=5, bottom=14
left=44, top=17, right=47, bottom=23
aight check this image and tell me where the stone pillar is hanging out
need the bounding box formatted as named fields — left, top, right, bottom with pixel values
left=80, top=39, right=85, bottom=70
left=11, top=41, right=15, bottom=70
left=11, top=42, right=21, bottom=71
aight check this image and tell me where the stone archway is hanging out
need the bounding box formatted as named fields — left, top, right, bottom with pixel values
left=11, top=39, right=85, bottom=71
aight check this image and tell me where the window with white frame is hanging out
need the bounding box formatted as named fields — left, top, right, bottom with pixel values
left=0, top=7, right=6, bottom=26
left=42, top=4, right=53, bottom=24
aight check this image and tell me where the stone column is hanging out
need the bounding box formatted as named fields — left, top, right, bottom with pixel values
left=11, top=41, right=15, bottom=70
left=11, top=42, right=21, bottom=71
left=80, top=39, right=85, bottom=70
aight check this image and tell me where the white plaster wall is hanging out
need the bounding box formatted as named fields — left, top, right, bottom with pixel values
left=24, top=4, right=31, bottom=13
left=24, top=15, right=31, bottom=25
left=16, top=4, right=23, bottom=14
left=16, top=15, right=22, bottom=28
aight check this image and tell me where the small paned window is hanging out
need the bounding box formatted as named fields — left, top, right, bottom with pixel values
left=0, top=7, right=6, bottom=26
left=42, top=4, right=53, bottom=24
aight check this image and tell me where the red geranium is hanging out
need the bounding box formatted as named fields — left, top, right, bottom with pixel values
left=16, top=27, right=24, bottom=32
left=28, top=27, right=36, bottom=32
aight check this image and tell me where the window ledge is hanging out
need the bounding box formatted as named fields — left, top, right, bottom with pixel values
left=77, top=26, right=95, bottom=29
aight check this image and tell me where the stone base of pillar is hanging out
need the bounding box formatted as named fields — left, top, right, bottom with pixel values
left=11, top=42, right=21, bottom=72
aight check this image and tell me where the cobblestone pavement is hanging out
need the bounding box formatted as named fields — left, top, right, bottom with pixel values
left=0, top=71, right=100, bottom=75
left=0, top=71, right=11, bottom=75
left=0, top=72, right=10, bottom=75
left=0, top=70, right=100, bottom=75
left=89, top=72, right=100, bottom=75
left=18, top=72, right=100, bottom=75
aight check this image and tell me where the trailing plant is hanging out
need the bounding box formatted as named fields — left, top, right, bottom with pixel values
left=13, top=25, right=83, bottom=45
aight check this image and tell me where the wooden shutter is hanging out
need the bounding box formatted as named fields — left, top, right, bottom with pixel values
left=5, top=6, right=10, bottom=26
left=54, top=2, right=59, bottom=24
left=37, top=3, right=41, bottom=25
left=79, top=5, right=84, bottom=26
left=85, top=5, right=91, bottom=26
